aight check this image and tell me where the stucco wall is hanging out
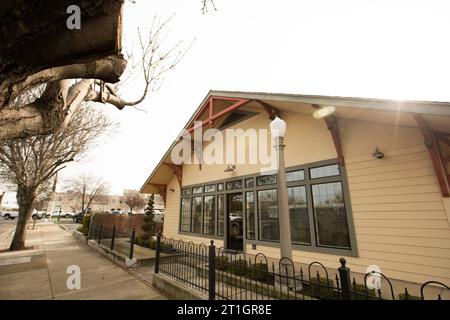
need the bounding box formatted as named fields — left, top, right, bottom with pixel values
left=161, top=110, right=450, bottom=285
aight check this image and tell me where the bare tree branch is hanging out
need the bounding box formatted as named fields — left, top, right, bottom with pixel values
left=123, top=190, right=146, bottom=213
left=0, top=15, right=186, bottom=139
left=65, top=174, right=109, bottom=214
left=201, top=0, right=217, bottom=14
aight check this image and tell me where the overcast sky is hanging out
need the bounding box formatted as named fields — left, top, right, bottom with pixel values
left=2, top=0, right=450, bottom=205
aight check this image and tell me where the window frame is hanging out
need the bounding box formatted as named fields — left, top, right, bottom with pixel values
left=202, top=195, right=216, bottom=235
left=178, top=158, right=358, bottom=257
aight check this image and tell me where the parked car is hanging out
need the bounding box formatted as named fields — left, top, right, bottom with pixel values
left=62, top=211, right=77, bottom=218
left=110, top=210, right=127, bottom=215
left=1, top=211, right=19, bottom=220
left=229, top=212, right=243, bottom=237
left=73, top=212, right=84, bottom=223
left=31, top=210, right=46, bottom=220
left=153, top=210, right=164, bottom=223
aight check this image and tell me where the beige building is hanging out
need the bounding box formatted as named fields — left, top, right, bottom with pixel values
left=50, top=191, right=127, bottom=213
left=140, top=91, right=450, bottom=287
left=50, top=191, right=164, bottom=214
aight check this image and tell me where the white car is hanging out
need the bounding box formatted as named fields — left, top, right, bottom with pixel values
left=1, top=211, right=19, bottom=220
left=50, top=211, right=75, bottom=218
left=111, top=210, right=127, bottom=215
left=62, top=211, right=77, bottom=218
left=153, top=210, right=164, bottom=223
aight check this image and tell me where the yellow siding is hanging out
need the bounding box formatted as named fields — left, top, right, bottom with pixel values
left=161, top=111, right=450, bottom=285
left=163, top=175, right=224, bottom=248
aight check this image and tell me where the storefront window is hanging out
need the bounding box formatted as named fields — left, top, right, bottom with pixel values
left=226, top=180, right=243, bottom=190
left=258, top=189, right=279, bottom=241
left=192, top=186, right=203, bottom=194
left=286, top=170, right=305, bottom=182
left=245, top=178, right=254, bottom=188
left=256, top=174, right=277, bottom=186
left=180, top=198, right=190, bottom=232
left=178, top=160, right=354, bottom=254
left=191, top=196, right=202, bottom=233
left=288, top=186, right=310, bottom=244
left=310, top=164, right=340, bottom=179
left=204, top=184, right=216, bottom=193
left=217, top=194, right=225, bottom=236
left=312, top=182, right=350, bottom=249
left=182, top=188, right=192, bottom=195
left=203, top=196, right=215, bottom=235
left=245, top=192, right=255, bottom=240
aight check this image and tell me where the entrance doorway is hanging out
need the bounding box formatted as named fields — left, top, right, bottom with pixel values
left=227, top=193, right=243, bottom=251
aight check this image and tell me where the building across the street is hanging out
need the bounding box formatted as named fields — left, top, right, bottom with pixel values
left=140, top=90, right=450, bottom=288
left=48, top=191, right=164, bottom=214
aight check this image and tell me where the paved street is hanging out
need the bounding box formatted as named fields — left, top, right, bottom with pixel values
left=0, top=222, right=167, bottom=300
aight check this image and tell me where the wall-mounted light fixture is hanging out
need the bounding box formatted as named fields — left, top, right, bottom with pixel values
left=313, top=105, right=336, bottom=119
left=372, top=147, right=384, bottom=159
left=169, top=188, right=175, bottom=192
left=224, top=164, right=235, bottom=172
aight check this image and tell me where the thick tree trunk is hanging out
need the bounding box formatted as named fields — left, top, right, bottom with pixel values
left=9, top=185, right=36, bottom=250
left=0, top=79, right=94, bottom=140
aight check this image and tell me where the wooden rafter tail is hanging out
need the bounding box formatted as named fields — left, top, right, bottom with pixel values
left=162, top=163, right=182, bottom=186
left=436, top=132, right=450, bottom=147
left=435, top=134, right=450, bottom=188
left=414, top=114, right=449, bottom=197
left=311, top=104, right=345, bottom=166
left=255, top=100, right=280, bottom=120
left=149, top=183, right=167, bottom=204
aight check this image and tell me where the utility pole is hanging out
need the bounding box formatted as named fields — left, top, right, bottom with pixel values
left=46, top=173, right=58, bottom=220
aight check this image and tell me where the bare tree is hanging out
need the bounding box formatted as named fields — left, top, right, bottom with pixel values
left=0, top=102, right=113, bottom=250
left=201, top=0, right=217, bottom=14
left=123, top=190, right=146, bottom=213
left=0, top=15, right=185, bottom=140
left=65, top=175, right=109, bottom=215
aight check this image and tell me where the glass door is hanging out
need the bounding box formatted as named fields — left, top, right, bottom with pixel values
left=227, top=193, right=243, bottom=251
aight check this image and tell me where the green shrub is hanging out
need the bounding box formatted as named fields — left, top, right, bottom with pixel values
left=140, top=195, right=155, bottom=246
left=227, top=259, right=248, bottom=276
left=250, top=263, right=274, bottom=285
left=161, top=243, right=174, bottom=253
left=215, top=256, right=229, bottom=271
left=301, top=276, right=337, bottom=300
left=77, top=214, right=91, bottom=236
left=136, top=235, right=157, bottom=250
left=352, top=283, right=376, bottom=300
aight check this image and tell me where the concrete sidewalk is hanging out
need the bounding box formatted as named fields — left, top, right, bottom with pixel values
left=0, top=221, right=16, bottom=251
left=0, top=222, right=167, bottom=300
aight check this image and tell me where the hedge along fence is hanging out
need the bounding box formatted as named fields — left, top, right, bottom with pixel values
left=90, top=213, right=162, bottom=238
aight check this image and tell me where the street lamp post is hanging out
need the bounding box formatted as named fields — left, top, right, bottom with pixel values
left=270, top=117, right=293, bottom=269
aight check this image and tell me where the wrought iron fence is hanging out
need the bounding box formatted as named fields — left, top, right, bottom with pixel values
left=89, top=222, right=136, bottom=259
left=154, top=234, right=450, bottom=300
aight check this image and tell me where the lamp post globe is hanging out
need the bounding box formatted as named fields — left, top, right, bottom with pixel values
left=270, top=116, right=286, bottom=138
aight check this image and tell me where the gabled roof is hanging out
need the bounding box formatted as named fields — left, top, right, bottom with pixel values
left=140, top=90, right=450, bottom=194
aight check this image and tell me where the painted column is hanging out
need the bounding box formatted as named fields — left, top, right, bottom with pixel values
left=274, top=136, right=293, bottom=263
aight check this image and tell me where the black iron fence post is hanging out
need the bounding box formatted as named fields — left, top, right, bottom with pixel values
left=129, top=228, right=136, bottom=259
left=338, top=257, right=352, bottom=300
left=98, top=224, right=103, bottom=244
left=88, top=213, right=95, bottom=239
left=208, top=240, right=216, bottom=300
left=155, top=233, right=161, bottom=274
left=110, top=226, right=116, bottom=251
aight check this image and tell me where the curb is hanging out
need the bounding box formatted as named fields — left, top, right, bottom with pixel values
left=58, top=224, right=68, bottom=231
